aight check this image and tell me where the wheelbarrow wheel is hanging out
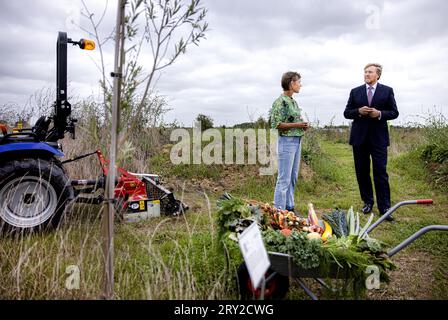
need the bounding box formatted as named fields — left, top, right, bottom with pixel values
left=237, top=262, right=289, bottom=300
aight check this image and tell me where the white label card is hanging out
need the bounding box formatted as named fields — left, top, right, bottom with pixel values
left=238, top=222, right=271, bottom=289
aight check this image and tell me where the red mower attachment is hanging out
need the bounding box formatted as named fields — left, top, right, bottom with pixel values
left=68, top=150, right=188, bottom=220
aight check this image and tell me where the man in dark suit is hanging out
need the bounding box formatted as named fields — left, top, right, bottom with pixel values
left=344, top=63, right=399, bottom=221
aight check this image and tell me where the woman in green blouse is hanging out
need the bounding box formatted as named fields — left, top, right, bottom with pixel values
left=269, top=71, right=309, bottom=212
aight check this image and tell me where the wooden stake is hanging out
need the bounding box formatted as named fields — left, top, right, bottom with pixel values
left=102, top=0, right=126, bottom=300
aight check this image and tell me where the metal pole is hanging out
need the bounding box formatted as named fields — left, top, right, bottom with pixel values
left=102, top=0, right=126, bottom=300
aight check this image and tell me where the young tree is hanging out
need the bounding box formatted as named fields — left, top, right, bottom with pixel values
left=80, top=0, right=208, bottom=135
left=195, top=113, right=213, bottom=131
left=255, top=116, right=268, bottom=129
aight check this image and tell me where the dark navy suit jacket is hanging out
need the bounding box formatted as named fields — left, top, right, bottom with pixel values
left=344, top=83, right=399, bottom=147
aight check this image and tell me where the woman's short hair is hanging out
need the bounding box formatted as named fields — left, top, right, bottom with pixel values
left=364, top=63, right=382, bottom=80
left=281, top=71, right=301, bottom=91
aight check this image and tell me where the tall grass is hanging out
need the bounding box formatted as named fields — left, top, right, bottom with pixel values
left=0, top=205, right=103, bottom=299
left=0, top=193, right=240, bottom=299
left=418, top=112, right=448, bottom=192
left=1, top=108, right=447, bottom=299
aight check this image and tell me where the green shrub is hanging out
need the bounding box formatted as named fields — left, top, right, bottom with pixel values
left=301, top=127, right=322, bottom=165
left=419, top=112, right=448, bottom=191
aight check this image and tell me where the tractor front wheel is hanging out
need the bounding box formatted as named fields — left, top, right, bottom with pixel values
left=0, top=158, right=72, bottom=233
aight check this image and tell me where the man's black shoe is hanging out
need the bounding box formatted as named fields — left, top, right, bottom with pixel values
left=361, top=203, right=373, bottom=214
left=380, top=208, right=394, bottom=221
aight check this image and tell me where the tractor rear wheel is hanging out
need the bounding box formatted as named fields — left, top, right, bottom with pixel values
left=0, top=158, right=72, bottom=233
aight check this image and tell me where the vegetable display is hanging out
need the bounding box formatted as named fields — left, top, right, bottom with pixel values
left=216, top=194, right=396, bottom=297
left=321, top=209, right=348, bottom=237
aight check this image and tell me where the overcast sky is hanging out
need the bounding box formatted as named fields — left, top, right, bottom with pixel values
left=0, top=0, right=447, bottom=127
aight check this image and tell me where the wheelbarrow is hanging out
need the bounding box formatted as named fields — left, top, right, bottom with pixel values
left=237, top=199, right=448, bottom=300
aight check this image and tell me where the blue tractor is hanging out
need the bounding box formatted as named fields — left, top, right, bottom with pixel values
left=0, top=32, right=187, bottom=233
left=0, top=32, right=95, bottom=233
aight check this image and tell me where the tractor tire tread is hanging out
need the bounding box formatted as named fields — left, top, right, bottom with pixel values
left=0, top=157, right=72, bottom=233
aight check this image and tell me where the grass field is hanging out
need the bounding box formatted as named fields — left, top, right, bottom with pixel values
left=0, top=127, right=447, bottom=300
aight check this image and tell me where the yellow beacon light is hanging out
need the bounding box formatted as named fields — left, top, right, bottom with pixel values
left=79, top=39, right=95, bottom=50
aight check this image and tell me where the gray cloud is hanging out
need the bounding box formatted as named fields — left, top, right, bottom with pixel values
left=0, top=0, right=447, bottom=127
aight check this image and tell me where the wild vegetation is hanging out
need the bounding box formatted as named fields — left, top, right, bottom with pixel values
left=0, top=112, right=447, bottom=299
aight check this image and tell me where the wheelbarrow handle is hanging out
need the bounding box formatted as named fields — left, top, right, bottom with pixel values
left=363, top=199, right=434, bottom=235
left=387, top=225, right=448, bottom=257
left=416, top=199, right=433, bottom=204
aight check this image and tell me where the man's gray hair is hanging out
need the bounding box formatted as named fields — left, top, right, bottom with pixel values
left=364, top=63, right=383, bottom=80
